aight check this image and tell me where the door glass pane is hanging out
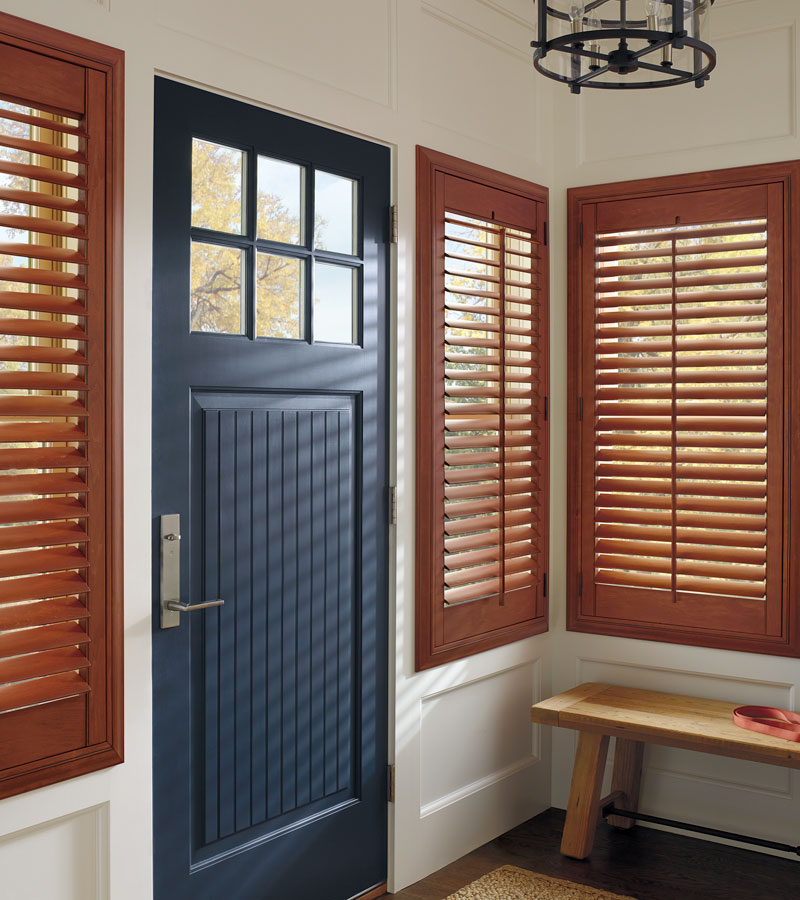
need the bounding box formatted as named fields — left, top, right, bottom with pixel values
left=314, top=170, right=357, bottom=254
left=314, top=262, right=356, bottom=344
left=258, top=156, right=304, bottom=245
left=192, top=138, right=245, bottom=234
left=257, top=253, right=303, bottom=339
left=191, top=241, right=245, bottom=334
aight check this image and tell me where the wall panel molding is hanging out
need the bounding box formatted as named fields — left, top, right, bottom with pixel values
left=420, top=756, right=540, bottom=817
left=0, top=804, right=109, bottom=900
left=576, top=21, right=797, bottom=165
left=420, top=1, right=529, bottom=62
left=418, top=3, right=544, bottom=162
left=156, top=0, right=398, bottom=110
left=420, top=659, right=542, bottom=815
left=472, top=0, right=534, bottom=32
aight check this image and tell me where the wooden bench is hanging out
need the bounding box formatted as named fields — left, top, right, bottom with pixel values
left=530, top=682, right=800, bottom=859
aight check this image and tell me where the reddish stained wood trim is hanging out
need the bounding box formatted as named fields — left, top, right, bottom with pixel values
left=0, top=13, right=124, bottom=800
left=415, top=146, right=549, bottom=671
left=348, top=883, right=388, bottom=900
left=566, top=161, right=800, bottom=658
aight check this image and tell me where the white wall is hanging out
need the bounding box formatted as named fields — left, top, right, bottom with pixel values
left=0, top=1, right=555, bottom=896
left=548, top=0, right=800, bottom=859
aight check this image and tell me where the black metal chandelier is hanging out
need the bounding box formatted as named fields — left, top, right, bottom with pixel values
left=531, top=1, right=716, bottom=93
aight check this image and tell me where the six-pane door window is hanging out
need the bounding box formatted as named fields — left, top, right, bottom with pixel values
left=190, top=138, right=361, bottom=344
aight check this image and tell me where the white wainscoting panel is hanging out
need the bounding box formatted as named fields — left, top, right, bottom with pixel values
left=420, top=660, right=541, bottom=815
left=155, top=0, right=397, bottom=108
left=577, top=23, right=796, bottom=164
left=0, top=804, right=109, bottom=900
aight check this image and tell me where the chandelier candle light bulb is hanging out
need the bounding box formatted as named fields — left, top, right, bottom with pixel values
left=569, top=3, right=587, bottom=33
left=587, top=16, right=602, bottom=68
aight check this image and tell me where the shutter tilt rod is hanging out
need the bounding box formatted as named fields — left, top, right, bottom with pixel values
left=601, top=803, right=800, bottom=857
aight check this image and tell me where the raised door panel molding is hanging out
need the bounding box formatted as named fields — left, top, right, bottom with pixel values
left=190, top=391, right=359, bottom=866
left=0, top=805, right=109, bottom=900
left=577, top=23, right=796, bottom=165
left=156, top=0, right=396, bottom=108
left=420, top=660, right=541, bottom=815
left=577, top=658, right=794, bottom=797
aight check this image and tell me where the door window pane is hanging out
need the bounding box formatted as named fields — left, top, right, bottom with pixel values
left=258, top=155, right=304, bottom=245
left=257, top=253, right=303, bottom=339
left=314, top=262, right=356, bottom=344
left=191, top=241, right=245, bottom=334
left=314, top=170, right=357, bottom=254
left=192, top=138, right=245, bottom=234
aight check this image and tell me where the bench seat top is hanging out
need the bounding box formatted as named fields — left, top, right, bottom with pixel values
left=531, top=682, right=800, bottom=769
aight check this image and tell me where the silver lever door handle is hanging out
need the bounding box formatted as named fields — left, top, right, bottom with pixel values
left=161, top=513, right=225, bottom=629
left=166, top=599, right=225, bottom=612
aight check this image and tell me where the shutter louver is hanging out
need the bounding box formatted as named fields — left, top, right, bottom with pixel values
left=0, top=18, right=123, bottom=798
left=0, top=99, right=93, bottom=724
left=416, top=148, right=549, bottom=670
left=443, top=214, right=543, bottom=607
left=569, top=169, right=798, bottom=655
left=594, top=217, right=771, bottom=609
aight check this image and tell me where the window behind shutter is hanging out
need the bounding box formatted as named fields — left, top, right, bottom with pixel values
left=568, top=168, right=799, bottom=655
left=416, top=148, right=549, bottom=670
left=0, top=18, right=123, bottom=798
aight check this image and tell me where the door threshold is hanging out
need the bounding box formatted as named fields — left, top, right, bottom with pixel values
left=349, top=883, right=387, bottom=900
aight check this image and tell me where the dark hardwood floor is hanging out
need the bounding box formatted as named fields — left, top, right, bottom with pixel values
left=385, top=808, right=799, bottom=900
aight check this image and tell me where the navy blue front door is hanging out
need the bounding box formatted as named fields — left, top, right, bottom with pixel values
left=152, top=78, right=390, bottom=900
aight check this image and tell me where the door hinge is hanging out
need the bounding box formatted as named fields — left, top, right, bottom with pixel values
left=387, top=763, right=396, bottom=803
left=543, top=220, right=548, bottom=246
left=579, top=221, right=584, bottom=246
left=543, top=395, right=548, bottom=422
left=543, top=572, right=548, bottom=598
left=389, top=485, right=397, bottom=525
left=578, top=572, right=583, bottom=596
left=578, top=397, right=583, bottom=421
left=390, top=204, right=398, bottom=244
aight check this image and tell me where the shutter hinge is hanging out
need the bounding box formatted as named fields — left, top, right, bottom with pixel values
left=387, top=763, right=396, bottom=803
left=543, top=395, right=548, bottom=421
left=543, top=220, right=548, bottom=246
left=578, top=397, right=583, bottom=421
left=389, top=485, right=397, bottom=525
left=543, top=572, right=548, bottom=598
left=390, top=204, right=398, bottom=244
left=578, top=572, right=583, bottom=596
left=579, top=222, right=584, bottom=246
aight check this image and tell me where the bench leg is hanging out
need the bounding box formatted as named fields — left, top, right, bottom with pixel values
left=561, top=732, right=610, bottom=859
left=607, top=738, right=644, bottom=830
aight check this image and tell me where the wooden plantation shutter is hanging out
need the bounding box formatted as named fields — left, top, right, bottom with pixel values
left=568, top=164, right=800, bottom=655
left=0, top=16, right=123, bottom=798
left=416, top=147, right=549, bottom=670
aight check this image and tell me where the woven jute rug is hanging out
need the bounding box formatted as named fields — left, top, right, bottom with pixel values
left=444, top=866, right=637, bottom=900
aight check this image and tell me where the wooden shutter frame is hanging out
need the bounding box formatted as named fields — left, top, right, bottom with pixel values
left=0, top=12, right=123, bottom=798
left=416, top=146, right=549, bottom=671
left=566, top=161, right=800, bottom=657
